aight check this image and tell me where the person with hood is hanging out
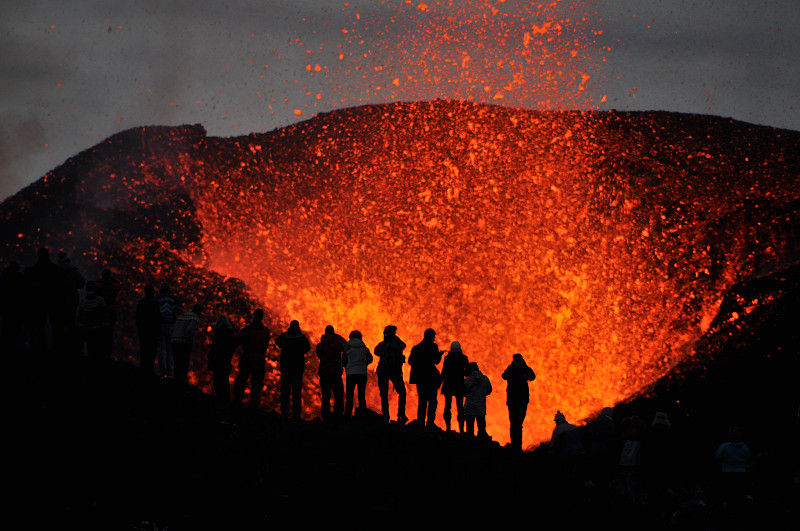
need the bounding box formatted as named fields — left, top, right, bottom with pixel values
left=440, top=341, right=469, bottom=433
left=275, top=320, right=311, bottom=419
left=408, top=328, right=442, bottom=427
left=207, top=314, right=238, bottom=403
left=342, top=330, right=372, bottom=417
left=464, top=362, right=492, bottom=438
left=53, top=251, right=84, bottom=354
left=315, top=324, right=346, bottom=420
left=232, top=309, right=271, bottom=408
left=502, top=353, right=536, bottom=451
left=171, top=304, right=203, bottom=387
left=374, top=325, right=408, bottom=423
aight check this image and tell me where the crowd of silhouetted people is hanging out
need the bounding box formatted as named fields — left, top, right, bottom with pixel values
left=3, top=246, right=791, bottom=518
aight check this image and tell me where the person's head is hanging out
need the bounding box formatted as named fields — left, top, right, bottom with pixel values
left=512, top=353, right=524, bottom=363
left=252, top=308, right=264, bottom=322
left=728, top=426, right=742, bottom=442
left=554, top=411, right=566, bottom=424
left=325, top=324, right=334, bottom=335
left=349, top=330, right=362, bottom=339
left=85, top=280, right=97, bottom=294
left=144, top=284, right=156, bottom=298
left=37, top=247, right=50, bottom=261
left=450, top=341, right=461, bottom=352
left=57, top=251, right=69, bottom=263
left=468, top=361, right=479, bottom=373
left=101, top=268, right=112, bottom=281
left=288, top=319, right=300, bottom=332
left=384, top=325, right=397, bottom=337
left=423, top=328, right=436, bottom=340
left=652, top=412, right=670, bottom=429
left=215, top=315, right=233, bottom=330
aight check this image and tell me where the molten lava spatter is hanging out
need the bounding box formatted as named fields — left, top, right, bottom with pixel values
left=2, top=104, right=798, bottom=447
left=190, top=102, right=800, bottom=445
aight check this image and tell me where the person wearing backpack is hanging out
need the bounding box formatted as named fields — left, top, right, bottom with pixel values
left=374, top=325, right=408, bottom=423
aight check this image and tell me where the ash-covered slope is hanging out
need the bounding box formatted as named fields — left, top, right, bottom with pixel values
left=2, top=101, right=798, bottom=444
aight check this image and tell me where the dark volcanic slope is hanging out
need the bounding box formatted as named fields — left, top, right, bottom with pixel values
left=1, top=101, right=799, bottom=444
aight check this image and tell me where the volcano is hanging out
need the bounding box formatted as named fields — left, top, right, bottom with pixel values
left=2, top=100, right=799, bottom=446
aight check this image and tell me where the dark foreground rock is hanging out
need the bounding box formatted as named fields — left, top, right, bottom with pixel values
left=8, top=341, right=799, bottom=531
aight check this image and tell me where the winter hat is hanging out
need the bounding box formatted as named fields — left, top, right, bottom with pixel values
left=325, top=324, right=334, bottom=334
left=513, top=353, right=523, bottom=362
left=554, top=411, right=566, bottom=424
left=652, top=412, right=670, bottom=428
left=450, top=341, right=461, bottom=351
left=384, top=325, right=397, bottom=336
left=349, top=330, right=362, bottom=339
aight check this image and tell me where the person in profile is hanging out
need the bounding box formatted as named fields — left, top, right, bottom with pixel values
left=171, top=304, right=203, bottom=387
left=135, top=284, right=162, bottom=375
left=408, top=328, right=442, bottom=427
left=440, top=341, right=469, bottom=433
left=75, top=280, right=108, bottom=359
left=206, top=314, right=238, bottom=403
left=501, top=353, right=536, bottom=451
left=374, top=325, right=408, bottom=423
left=156, top=282, right=182, bottom=378
left=342, top=330, right=372, bottom=417
left=94, top=268, right=121, bottom=358
left=315, top=324, right=346, bottom=420
left=232, top=309, right=271, bottom=408
left=464, top=361, right=492, bottom=438
left=275, top=319, right=311, bottom=419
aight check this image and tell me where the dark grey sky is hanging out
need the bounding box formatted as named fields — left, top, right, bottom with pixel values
left=1, top=0, right=798, bottom=201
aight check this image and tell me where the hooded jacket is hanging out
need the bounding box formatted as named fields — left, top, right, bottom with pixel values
left=316, top=330, right=346, bottom=378
left=276, top=323, right=311, bottom=376
left=342, top=337, right=372, bottom=376
left=501, top=356, right=536, bottom=405
left=464, top=368, right=492, bottom=416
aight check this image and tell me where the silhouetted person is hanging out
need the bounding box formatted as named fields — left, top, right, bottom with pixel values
left=25, top=247, right=60, bottom=354
left=501, top=353, right=536, bottom=451
left=585, top=406, right=619, bottom=492
left=408, top=328, right=442, bottom=426
left=464, top=361, right=492, bottom=438
left=75, top=280, right=108, bottom=359
left=275, top=320, right=311, bottom=419
left=135, top=284, right=162, bottom=374
left=233, top=309, right=271, bottom=408
left=614, top=416, right=644, bottom=503
left=342, top=330, right=372, bottom=417
left=156, top=282, right=183, bottom=378
left=440, top=341, right=469, bottom=433
left=316, top=325, right=346, bottom=420
left=549, top=411, right=586, bottom=488
left=171, top=304, right=203, bottom=387
left=643, top=411, right=676, bottom=510
left=0, top=261, right=26, bottom=354
left=374, top=325, right=408, bottom=423
left=53, top=252, right=84, bottom=354
left=714, top=425, right=752, bottom=507
left=207, top=315, right=238, bottom=403
left=94, top=268, right=121, bottom=358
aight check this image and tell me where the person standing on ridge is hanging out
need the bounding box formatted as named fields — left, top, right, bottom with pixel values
left=207, top=314, right=239, bottom=403
left=232, top=309, right=271, bottom=408
left=501, top=353, right=536, bottom=451
left=440, top=341, right=469, bottom=433
left=374, top=325, right=408, bottom=423
left=275, top=319, right=311, bottom=419
left=408, top=328, right=442, bottom=427
left=135, top=284, right=162, bottom=375
left=171, top=304, right=203, bottom=387
left=315, top=324, right=346, bottom=420
left=342, top=330, right=372, bottom=417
